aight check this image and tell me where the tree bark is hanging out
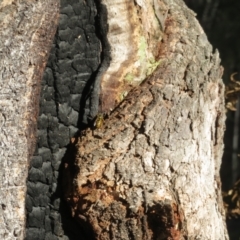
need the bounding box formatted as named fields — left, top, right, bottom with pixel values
left=63, top=0, right=229, bottom=239
left=0, top=1, right=59, bottom=239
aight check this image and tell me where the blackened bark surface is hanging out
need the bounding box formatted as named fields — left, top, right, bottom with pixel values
left=25, top=1, right=101, bottom=239
left=0, top=1, right=59, bottom=239
left=64, top=0, right=228, bottom=239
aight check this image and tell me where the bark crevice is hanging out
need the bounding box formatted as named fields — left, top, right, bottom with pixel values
left=63, top=1, right=228, bottom=239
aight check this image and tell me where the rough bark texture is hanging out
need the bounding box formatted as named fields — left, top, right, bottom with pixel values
left=25, top=1, right=101, bottom=239
left=184, top=1, right=240, bottom=239
left=0, top=1, right=59, bottom=239
left=185, top=0, right=240, bottom=191
left=63, top=0, right=229, bottom=239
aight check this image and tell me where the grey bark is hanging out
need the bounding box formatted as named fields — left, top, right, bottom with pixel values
left=63, top=0, right=229, bottom=239
left=0, top=0, right=229, bottom=239
left=0, top=1, right=59, bottom=239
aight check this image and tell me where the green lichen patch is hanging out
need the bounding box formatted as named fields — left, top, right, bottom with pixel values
left=146, top=58, right=161, bottom=76
left=124, top=73, right=135, bottom=83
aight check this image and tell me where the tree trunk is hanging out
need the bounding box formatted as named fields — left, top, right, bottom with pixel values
left=0, top=1, right=59, bottom=239
left=63, top=0, right=229, bottom=239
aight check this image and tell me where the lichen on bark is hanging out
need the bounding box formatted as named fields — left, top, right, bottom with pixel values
left=89, top=0, right=165, bottom=118
left=63, top=0, right=228, bottom=239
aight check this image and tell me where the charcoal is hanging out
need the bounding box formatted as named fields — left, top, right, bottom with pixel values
left=27, top=207, right=45, bottom=228
left=26, top=0, right=101, bottom=238
left=25, top=228, right=45, bottom=240
left=31, top=156, right=43, bottom=169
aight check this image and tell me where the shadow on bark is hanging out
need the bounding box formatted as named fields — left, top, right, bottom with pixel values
left=61, top=142, right=185, bottom=239
left=146, top=203, right=182, bottom=240
left=52, top=141, right=96, bottom=240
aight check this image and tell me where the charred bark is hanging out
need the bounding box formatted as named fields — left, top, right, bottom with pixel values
left=63, top=0, right=228, bottom=239
left=0, top=1, right=59, bottom=239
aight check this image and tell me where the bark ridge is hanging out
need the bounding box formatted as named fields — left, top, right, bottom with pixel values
left=0, top=1, right=59, bottom=239
left=64, top=0, right=228, bottom=239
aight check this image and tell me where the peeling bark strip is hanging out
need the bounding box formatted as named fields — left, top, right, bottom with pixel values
left=0, top=1, right=59, bottom=239
left=64, top=0, right=229, bottom=239
left=90, top=0, right=166, bottom=118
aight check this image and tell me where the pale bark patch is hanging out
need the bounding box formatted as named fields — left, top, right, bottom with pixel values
left=0, top=1, right=59, bottom=239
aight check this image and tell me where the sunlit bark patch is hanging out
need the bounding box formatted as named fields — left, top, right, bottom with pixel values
left=97, top=0, right=165, bottom=114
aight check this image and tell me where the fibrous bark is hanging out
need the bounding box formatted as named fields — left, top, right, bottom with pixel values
left=64, top=0, right=228, bottom=239
left=0, top=1, right=59, bottom=239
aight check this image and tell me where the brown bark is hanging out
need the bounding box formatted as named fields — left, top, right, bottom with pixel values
left=0, top=1, right=59, bottom=239
left=63, top=0, right=228, bottom=239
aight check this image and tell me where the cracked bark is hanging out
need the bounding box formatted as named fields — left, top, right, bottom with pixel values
left=63, top=0, right=229, bottom=239
left=0, top=1, right=59, bottom=239
left=0, top=0, right=229, bottom=239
